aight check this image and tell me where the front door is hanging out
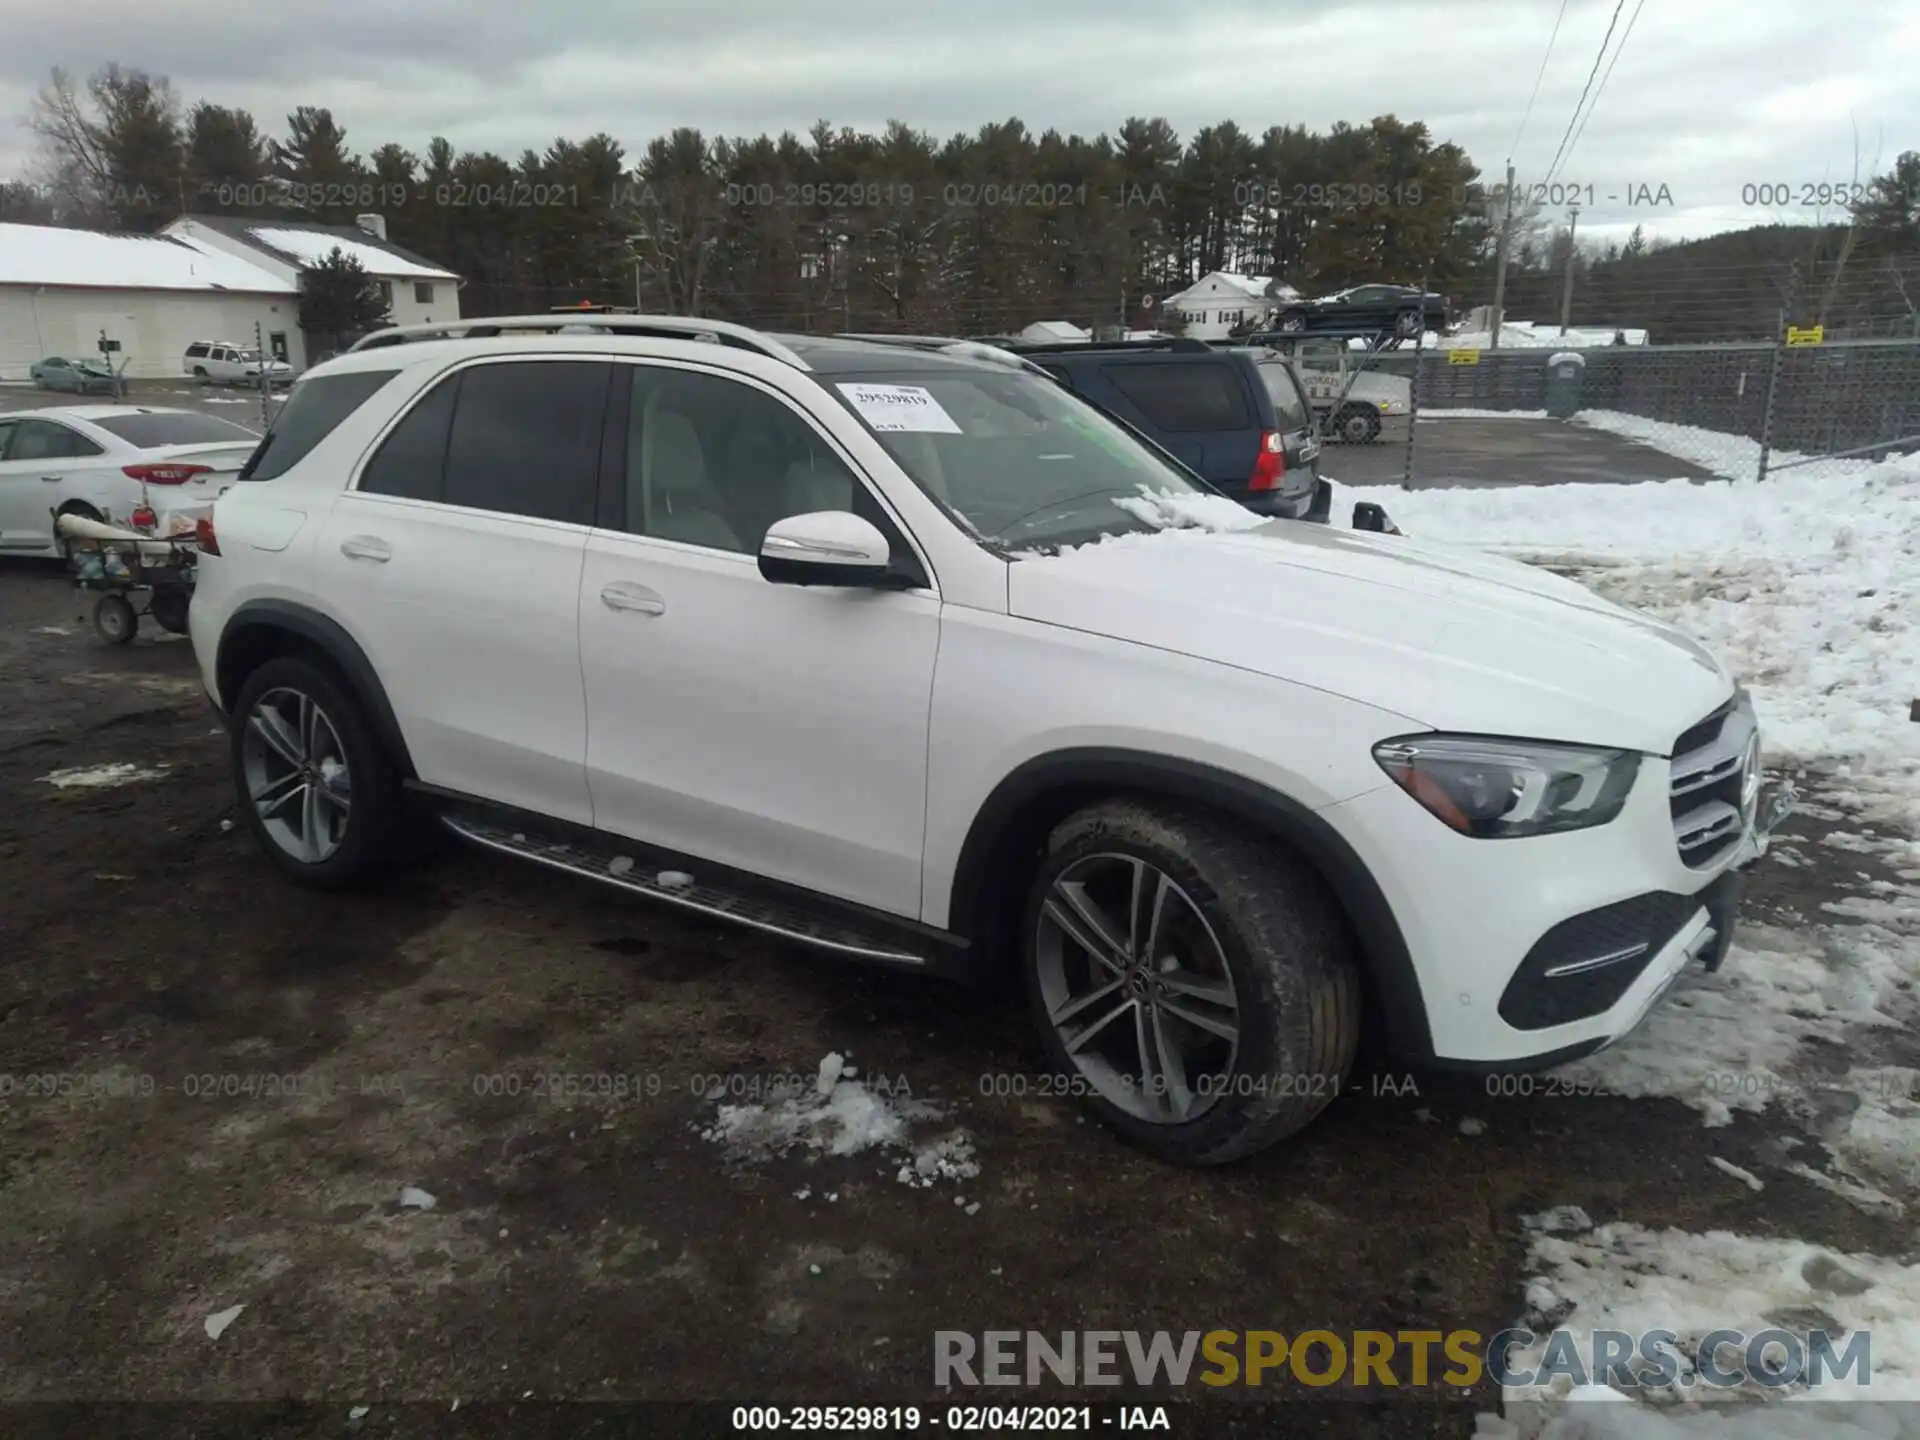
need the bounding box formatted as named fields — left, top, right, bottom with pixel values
left=578, top=362, right=939, bottom=916
left=312, top=358, right=609, bottom=824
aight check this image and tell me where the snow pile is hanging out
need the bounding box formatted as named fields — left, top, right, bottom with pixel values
left=1437, top=322, right=1647, bottom=349
left=38, top=762, right=171, bottom=789
left=1336, top=431, right=1920, bottom=781
left=1487, top=1211, right=1920, bottom=1437
left=698, top=1053, right=974, bottom=1188
left=1110, top=488, right=1270, bottom=533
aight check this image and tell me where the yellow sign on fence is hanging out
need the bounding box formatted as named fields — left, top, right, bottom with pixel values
left=1786, top=325, right=1824, bottom=346
left=1448, top=349, right=1481, bottom=365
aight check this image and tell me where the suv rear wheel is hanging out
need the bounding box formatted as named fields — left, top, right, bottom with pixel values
left=1394, top=308, right=1422, bottom=336
left=1021, top=800, right=1360, bottom=1165
left=230, top=656, right=401, bottom=888
left=1277, top=311, right=1307, bottom=334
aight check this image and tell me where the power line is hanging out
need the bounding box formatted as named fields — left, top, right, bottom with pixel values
left=1558, top=0, right=1648, bottom=179
left=1509, top=0, right=1574, bottom=164
left=1541, top=0, right=1627, bottom=186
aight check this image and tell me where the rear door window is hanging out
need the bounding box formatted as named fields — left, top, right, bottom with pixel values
left=240, top=369, right=398, bottom=481
left=439, top=361, right=609, bottom=525
left=9, top=419, right=104, bottom=460
left=1098, top=362, right=1249, bottom=433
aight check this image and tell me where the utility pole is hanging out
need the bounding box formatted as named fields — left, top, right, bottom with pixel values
left=1558, top=205, right=1580, bottom=335
left=1488, top=162, right=1516, bottom=349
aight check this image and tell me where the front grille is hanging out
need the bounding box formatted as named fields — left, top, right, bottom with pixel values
left=1669, top=696, right=1756, bottom=870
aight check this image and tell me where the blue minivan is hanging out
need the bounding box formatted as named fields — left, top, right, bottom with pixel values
left=1008, top=338, right=1330, bottom=522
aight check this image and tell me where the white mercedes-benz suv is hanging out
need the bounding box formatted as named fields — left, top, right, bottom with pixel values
left=188, top=315, right=1792, bottom=1165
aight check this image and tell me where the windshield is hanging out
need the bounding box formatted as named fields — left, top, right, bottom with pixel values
left=91, top=412, right=261, bottom=447
left=829, top=368, right=1212, bottom=549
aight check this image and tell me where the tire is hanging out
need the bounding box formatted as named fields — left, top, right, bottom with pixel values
left=1278, top=311, right=1307, bottom=334
left=230, top=656, right=403, bottom=888
left=92, top=593, right=137, bottom=645
left=149, top=587, right=190, bottom=634
left=1394, top=308, right=1421, bottom=336
left=1020, top=800, right=1361, bottom=1165
left=192, top=366, right=209, bottom=384
left=1335, top=405, right=1381, bottom=444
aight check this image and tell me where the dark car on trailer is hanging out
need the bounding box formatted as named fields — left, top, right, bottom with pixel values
left=1002, top=337, right=1330, bottom=522
left=1269, top=284, right=1450, bottom=340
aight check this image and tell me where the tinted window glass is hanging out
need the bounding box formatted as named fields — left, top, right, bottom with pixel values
left=0, top=420, right=18, bottom=458
left=1256, top=364, right=1312, bottom=432
left=442, top=361, right=607, bottom=525
left=619, top=367, right=867, bottom=553
left=92, top=412, right=259, bottom=448
left=1100, top=362, right=1249, bottom=432
left=185, top=344, right=209, bottom=358
left=359, top=373, right=458, bottom=501
left=9, top=419, right=103, bottom=460
left=242, top=370, right=398, bottom=481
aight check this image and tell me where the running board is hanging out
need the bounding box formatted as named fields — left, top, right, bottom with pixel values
left=439, top=812, right=934, bottom=967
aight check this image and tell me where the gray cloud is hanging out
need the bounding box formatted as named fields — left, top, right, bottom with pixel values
left=4, top=0, right=1915, bottom=240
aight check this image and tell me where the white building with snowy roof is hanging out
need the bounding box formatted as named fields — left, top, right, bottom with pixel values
left=0, top=221, right=304, bottom=381
left=1161, top=271, right=1301, bottom=341
left=163, top=214, right=461, bottom=339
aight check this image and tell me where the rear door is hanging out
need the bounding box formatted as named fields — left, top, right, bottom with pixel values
left=1095, top=358, right=1257, bottom=491
left=313, top=358, right=606, bottom=824
left=0, top=417, right=111, bottom=550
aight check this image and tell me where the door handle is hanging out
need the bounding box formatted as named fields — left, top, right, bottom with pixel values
left=600, top=582, right=665, bottom=616
left=340, top=535, right=391, bottom=562
left=41, top=474, right=63, bottom=483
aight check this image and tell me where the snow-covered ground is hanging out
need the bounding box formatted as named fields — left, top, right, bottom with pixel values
left=1324, top=412, right=1920, bottom=1436
left=1481, top=1211, right=1920, bottom=1438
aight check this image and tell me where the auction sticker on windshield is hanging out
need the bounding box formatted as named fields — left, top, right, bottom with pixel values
left=837, top=383, right=962, bottom=433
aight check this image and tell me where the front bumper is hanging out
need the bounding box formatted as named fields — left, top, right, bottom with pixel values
left=1322, top=764, right=1797, bottom=1069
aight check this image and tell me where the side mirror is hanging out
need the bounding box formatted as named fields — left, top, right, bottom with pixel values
left=759, top=511, right=898, bottom=588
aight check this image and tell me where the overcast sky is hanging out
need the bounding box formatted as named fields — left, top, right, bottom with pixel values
left=4, top=0, right=1917, bottom=244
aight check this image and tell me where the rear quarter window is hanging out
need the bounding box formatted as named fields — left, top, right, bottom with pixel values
left=1100, top=362, right=1250, bottom=432
left=240, top=370, right=399, bottom=482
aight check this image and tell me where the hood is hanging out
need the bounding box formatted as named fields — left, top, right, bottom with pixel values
left=1008, top=521, right=1732, bottom=755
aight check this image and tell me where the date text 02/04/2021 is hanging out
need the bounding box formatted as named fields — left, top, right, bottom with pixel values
left=728, top=1404, right=1174, bottom=1432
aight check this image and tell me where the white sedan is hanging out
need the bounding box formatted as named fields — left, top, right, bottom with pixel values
left=0, top=405, right=261, bottom=557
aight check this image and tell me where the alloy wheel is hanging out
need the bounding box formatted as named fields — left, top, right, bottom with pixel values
left=241, top=686, right=353, bottom=863
left=1034, top=852, right=1241, bottom=1124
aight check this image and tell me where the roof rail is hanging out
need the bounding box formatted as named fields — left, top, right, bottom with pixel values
left=833, top=333, right=1056, bottom=378
left=345, top=314, right=811, bottom=370
left=1002, top=336, right=1214, bottom=355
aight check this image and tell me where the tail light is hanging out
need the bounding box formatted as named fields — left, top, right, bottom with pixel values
left=195, top=513, right=220, bottom=555
left=1248, top=429, right=1287, bottom=491
left=123, top=462, right=213, bottom=486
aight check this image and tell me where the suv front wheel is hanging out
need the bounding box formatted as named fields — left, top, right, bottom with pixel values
left=230, top=656, right=401, bottom=888
left=1021, top=801, right=1360, bottom=1165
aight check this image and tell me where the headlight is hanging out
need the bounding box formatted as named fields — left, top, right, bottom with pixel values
left=1373, top=735, right=1641, bottom=838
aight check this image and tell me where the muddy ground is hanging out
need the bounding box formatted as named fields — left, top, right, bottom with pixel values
left=0, top=554, right=1911, bottom=1439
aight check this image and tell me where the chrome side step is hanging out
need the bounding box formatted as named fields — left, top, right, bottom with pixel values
left=439, top=812, right=932, bottom=967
